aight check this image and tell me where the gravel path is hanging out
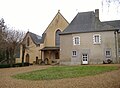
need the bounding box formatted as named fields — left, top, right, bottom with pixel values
left=0, top=64, right=120, bottom=88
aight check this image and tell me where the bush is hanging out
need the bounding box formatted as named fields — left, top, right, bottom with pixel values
left=24, top=62, right=30, bottom=66
left=107, top=59, right=112, bottom=64
left=103, top=59, right=112, bottom=64
left=0, top=64, right=11, bottom=68
left=0, top=62, right=30, bottom=68
left=13, top=62, right=30, bottom=67
left=12, top=63, right=22, bottom=67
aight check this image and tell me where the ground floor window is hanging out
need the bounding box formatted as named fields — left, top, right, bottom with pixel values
left=72, top=51, right=77, bottom=56
left=105, top=49, right=111, bottom=58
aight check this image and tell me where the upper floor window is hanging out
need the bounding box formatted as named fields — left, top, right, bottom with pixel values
left=93, top=34, right=101, bottom=44
left=55, top=29, right=61, bottom=46
left=73, top=36, right=80, bottom=45
left=27, top=37, right=30, bottom=46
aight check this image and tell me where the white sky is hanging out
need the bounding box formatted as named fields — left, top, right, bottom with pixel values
left=0, top=0, right=120, bottom=36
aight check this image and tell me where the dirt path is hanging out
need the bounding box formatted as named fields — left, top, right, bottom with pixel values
left=0, top=64, right=120, bottom=88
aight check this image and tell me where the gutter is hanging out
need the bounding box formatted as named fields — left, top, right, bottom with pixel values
left=60, top=29, right=118, bottom=35
left=114, top=30, right=119, bottom=63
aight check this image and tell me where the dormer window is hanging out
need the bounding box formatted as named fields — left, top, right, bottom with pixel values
left=27, top=37, right=30, bottom=46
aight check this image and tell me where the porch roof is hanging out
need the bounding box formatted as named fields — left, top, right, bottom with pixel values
left=41, top=47, right=60, bottom=51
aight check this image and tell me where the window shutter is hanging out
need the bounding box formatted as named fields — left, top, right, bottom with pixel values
left=99, top=35, right=101, bottom=43
left=79, top=37, right=80, bottom=45
left=73, top=37, right=75, bottom=45
left=93, top=35, right=95, bottom=44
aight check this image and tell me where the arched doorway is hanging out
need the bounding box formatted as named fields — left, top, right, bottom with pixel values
left=26, top=54, right=29, bottom=63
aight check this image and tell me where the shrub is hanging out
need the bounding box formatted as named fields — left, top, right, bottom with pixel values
left=24, top=62, right=30, bottom=66
left=0, top=62, right=30, bottom=68
left=12, top=63, right=22, bottom=67
left=103, top=59, right=112, bottom=64
left=13, top=62, right=30, bottom=67
left=0, top=64, right=10, bottom=68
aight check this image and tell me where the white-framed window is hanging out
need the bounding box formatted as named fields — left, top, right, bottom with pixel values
left=93, top=34, right=101, bottom=44
left=72, top=51, right=77, bottom=56
left=73, top=36, right=80, bottom=45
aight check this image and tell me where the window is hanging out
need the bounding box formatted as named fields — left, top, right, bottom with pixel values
left=119, top=48, right=120, bottom=56
left=55, top=29, right=61, bottom=46
left=73, top=36, right=80, bottom=45
left=82, top=54, right=88, bottom=61
left=93, top=34, right=101, bottom=44
left=105, top=50, right=111, bottom=57
left=72, top=51, right=77, bottom=56
left=27, top=37, right=30, bottom=46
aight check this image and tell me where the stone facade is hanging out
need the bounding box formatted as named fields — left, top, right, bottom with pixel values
left=40, top=11, right=69, bottom=64
left=60, top=9, right=120, bottom=65
left=17, top=11, right=69, bottom=64
left=60, top=31, right=119, bottom=65
left=19, top=32, right=41, bottom=64
left=16, top=9, right=120, bottom=65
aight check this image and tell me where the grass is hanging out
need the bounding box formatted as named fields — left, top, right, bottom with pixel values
left=12, top=66, right=118, bottom=80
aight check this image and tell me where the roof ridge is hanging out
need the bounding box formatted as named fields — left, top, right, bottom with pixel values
left=43, top=10, right=69, bottom=33
left=102, top=20, right=120, bottom=22
left=29, top=31, right=41, bottom=37
left=78, top=11, right=94, bottom=14
left=62, top=9, right=119, bottom=34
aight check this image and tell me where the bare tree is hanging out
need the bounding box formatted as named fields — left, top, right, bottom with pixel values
left=0, top=18, right=25, bottom=66
left=102, top=0, right=120, bottom=12
left=6, top=29, right=25, bottom=66
left=0, top=18, right=7, bottom=63
left=21, top=44, right=26, bottom=66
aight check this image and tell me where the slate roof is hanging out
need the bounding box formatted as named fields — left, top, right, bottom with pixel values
left=62, top=10, right=119, bottom=34
left=29, top=32, right=41, bottom=45
left=40, top=33, right=46, bottom=43
left=102, top=20, right=120, bottom=30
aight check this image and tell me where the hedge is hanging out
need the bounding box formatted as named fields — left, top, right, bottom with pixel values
left=0, top=62, right=30, bottom=68
left=0, top=64, right=11, bottom=68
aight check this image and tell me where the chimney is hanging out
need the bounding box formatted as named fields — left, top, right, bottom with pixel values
left=95, top=9, right=99, bottom=18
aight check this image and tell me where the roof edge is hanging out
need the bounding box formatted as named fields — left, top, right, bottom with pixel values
left=60, top=29, right=119, bottom=35
left=43, top=10, right=69, bottom=33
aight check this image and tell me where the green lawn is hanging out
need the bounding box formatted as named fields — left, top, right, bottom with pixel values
left=12, top=66, right=118, bottom=80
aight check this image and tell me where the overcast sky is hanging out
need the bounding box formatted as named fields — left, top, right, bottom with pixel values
left=0, top=0, right=120, bottom=36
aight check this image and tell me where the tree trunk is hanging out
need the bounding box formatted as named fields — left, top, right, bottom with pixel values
left=6, top=48, right=9, bottom=64
left=22, top=44, right=25, bottom=66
